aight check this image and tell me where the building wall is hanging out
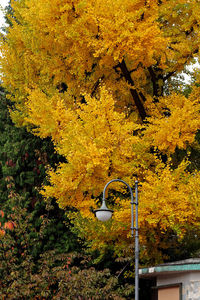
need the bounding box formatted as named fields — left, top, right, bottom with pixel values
left=183, top=281, right=200, bottom=300
left=157, top=272, right=200, bottom=300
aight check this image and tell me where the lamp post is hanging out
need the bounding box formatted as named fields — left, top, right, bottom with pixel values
left=94, top=179, right=139, bottom=300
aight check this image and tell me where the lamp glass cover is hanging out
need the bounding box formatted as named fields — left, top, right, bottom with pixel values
left=95, top=210, right=113, bottom=222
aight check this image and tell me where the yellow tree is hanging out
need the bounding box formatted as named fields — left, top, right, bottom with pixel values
left=1, top=0, right=200, bottom=263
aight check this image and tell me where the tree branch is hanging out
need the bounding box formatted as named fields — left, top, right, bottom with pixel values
left=148, top=66, right=165, bottom=101
left=91, top=75, right=104, bottom=97
left=118, top=60, right=147, bottom=121
left=163, top=71, right=176, bottom=81
left=148, top=66, right=158, bottom=99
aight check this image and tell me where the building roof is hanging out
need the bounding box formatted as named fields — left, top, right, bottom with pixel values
left=139, top=258, right=200, bottom=278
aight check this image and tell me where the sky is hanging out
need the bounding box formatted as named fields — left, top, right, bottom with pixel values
left=0, top=0, right=9, bottom=31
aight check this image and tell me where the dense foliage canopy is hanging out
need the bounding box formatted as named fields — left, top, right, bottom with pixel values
left=1, top=0, right=200, bottom=264
left=0, top=87, right=134, bottom=298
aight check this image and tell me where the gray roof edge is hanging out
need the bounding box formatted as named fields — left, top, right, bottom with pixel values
left=158, top=258, right=200, bottom=266
left=139, top=258, right=200, bottom=276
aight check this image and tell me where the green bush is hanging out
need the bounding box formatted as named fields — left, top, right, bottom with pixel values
left=0, top=196, right=133, bottom=299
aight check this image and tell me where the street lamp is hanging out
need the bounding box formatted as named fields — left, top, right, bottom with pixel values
left=94, top=179, right=139, bottom=300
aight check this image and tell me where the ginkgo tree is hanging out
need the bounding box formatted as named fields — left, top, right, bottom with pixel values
left=1, top=0, right=200, bottom=263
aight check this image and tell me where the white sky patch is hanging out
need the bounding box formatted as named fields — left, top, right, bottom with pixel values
left=0, top=0, right=10, bottom=32
left=181, top=58, right=200, bottom=84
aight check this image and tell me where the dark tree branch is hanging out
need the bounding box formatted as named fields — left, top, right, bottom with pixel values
left=148, top=66, right=158, bottom=99
left=139, top=92, right=147, bottom=104
left=148, top=66, right=164, bottom=101
left=163, top=71, right=176, bottom=81
left=91, top=75, right=105, bottom=97
left=118, top=59, right=147, bottom=121
left=129, top=62, right=143, bottom=74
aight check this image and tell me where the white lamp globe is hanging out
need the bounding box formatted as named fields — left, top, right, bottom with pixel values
left=94, top=201, right=113, bottom=222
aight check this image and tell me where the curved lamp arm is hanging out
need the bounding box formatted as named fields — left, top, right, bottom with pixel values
left=94, top=179, right=138, bottom=237
left=102, top=179, right=134, bottom=204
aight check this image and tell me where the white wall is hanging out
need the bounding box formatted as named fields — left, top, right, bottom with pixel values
left=157, top=271, right=200, bottom=286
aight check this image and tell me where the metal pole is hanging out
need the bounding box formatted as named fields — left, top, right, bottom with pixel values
left=135, top=180, right=139, bottom=300
left=101, top=179, right=139, bottom=300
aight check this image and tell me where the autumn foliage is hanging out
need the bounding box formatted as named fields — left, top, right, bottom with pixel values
left=0, top=196, right=132, bottom=299
left=1, top=0, right=200, bottom=263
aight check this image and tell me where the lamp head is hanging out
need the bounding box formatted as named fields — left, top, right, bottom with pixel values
left=94, top=201, right=113, bottom=222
